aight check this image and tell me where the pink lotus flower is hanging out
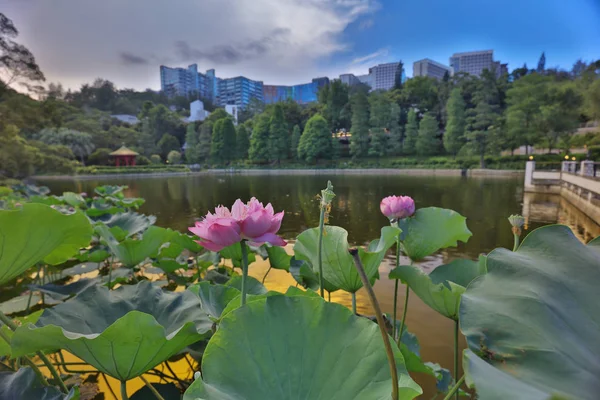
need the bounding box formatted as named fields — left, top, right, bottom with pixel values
left=231, top=198, right=286, bottom=247
left=189, top=205, right=241, bottom=251
left=380, top=195, right=415, bottom=220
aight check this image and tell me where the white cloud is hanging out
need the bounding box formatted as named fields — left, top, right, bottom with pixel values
left=359, top=18, right=374, bottom=30
left=6, top=0, right=379, bottom=89
left=351, top=48, right=389, bottom=65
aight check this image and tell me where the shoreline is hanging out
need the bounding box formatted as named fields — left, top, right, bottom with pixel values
left=33, top=168, right=524, bottom=180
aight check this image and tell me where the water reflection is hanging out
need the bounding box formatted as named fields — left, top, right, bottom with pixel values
left=35, top=174, right=599, bottom=398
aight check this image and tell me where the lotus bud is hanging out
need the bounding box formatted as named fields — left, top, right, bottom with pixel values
left=320, top=181, right=335, bottom=209
left=380, top=195, right=415, bottom=222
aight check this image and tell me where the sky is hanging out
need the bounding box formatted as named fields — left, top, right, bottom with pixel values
left=3, top=0, right=600, bottom=91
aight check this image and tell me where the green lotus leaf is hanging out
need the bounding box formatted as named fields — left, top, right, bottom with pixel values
left=96, top=225, right=174, bottom=267
left=0, top=311, right=42, bottom=357
left=284, top=286, right=321, bottom=298
left=294, top=225, right=399, bottom=293
left=188, top=282, right=240, bottom=320
left=398, top=207, right=472, bottom=260
left=460, top=225, right=600, bottom=399
left=288, top=257, right=339, bottom=293
left=78, top=249, right=110, bottom=263
left=60, top=192, right=86, bottom=208
left=0, top=367, right=79, bottom=400
left=95, top=185, right=125, bottom=197
left=224, top=275, right=267, bottom=295
left=170, top=231, right=203, bottom=253
left=11, top=281, right=212, bottom=381
left=389, top=258, right=482, bottom=320
left=219, top=291, right=281, bottom=318
left=184, top=296, right=422, bottom=400
left=0, top=204, right=93, bottom=286
left=218, top=243, right=256, bottom=267
left=101, top=211, right=157, bottom=237
left=265, top=245, right=291, bottom=271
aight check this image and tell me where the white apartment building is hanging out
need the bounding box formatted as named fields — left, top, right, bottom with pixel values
left=449, top=50, right=497, bottom=77
left=369, top=62, right=403, bottom=90
left=413, top=58, right=452, bottom=80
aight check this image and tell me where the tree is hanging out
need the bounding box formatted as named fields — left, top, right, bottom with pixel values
left=147, top=104, right=185, bottom=143
left=0, top=124, right=36, bottom=178
left=444, top=88, right=467, bottom=157
left=387, top=104, right=403, bottom=156
left=403, top=109, right=419, bottom=155
left=150, top=154, right=162, bottom=164
left=466, top=102, right=499, bottom=168
left=400, top=77, right=439, bottom=113
left=197, top=121, right=212, bottom=163
left=167, top=150, right=182, bottom=164
left=368, top=128, right=387, bottom=157
left=210, top=118, right=236, bottom=163
left=236, top=124, right=250, bottom=160
left=537, top=82, right=582, bottom=152
left=349, top=89, right=370, bottom=158
left=297, top=114, right=332, bottom=163
left=36, top=128, right=95, bottom=165
left=290, top=125, right=301, bottom=160
left=0, top=13, right=45, bottom=98
left=249, top=114, right=271, bottom=163
left=369, top=91, right=392, bottom=129
left=537, top=52, right=546, bottom=74
left=185, top=123, right=200, bottom=164
left=157, top=133, right=180, bottom=159
left=320, top=80, right=351, bottom=132
left=137, top=119, right=157, bottom=156
left=268, top=104, right=288, bottom=163
left=416, top=113, right=440, bottom=156
left=586, top=79, right=600, bottom=121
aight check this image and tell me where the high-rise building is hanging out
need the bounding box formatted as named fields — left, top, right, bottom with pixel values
left=159, top=64, right=217, bottom=102
left=262, top=77, right=330, bottom=104
left=413, top=59, right=452, bottom=80
left=338, top=62, right=404, bottom=91
left=449, top=50, right=506, bottom=77
left=217, top=76, right=264, bottom=108
left=368, top=62, right=403, bottom=90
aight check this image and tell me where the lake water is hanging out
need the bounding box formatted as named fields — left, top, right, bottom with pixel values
left=38, top=173, right=600, bottom=397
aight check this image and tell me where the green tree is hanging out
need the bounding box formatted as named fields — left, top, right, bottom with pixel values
left=537, top=82, right=582, bottom=152
left=349, top=89, right=370, bottom=159
left=150, top=154, right=162, bottom=164
left=444, top=88, right=467, bottom=157
left=403, top=109, right=419, bottom=155
left=368, top=128, right=387, bottom=157
left=416, top=113, right=440, bottom=156
left=387, top=103, right=403, bottom=156
left=157, top=133, right=180, bottom=159
left=585, top=79, right=600, bottom=121
left=0, top=124, right=36, bottom=178
left=249, top=114, right=271, bottom=163
left=185, top=123, right=200, bottom=164
left=167, top=150, right=182, bottom=164
left=236, top=124, right=250, bottom=160
left=400, top=77, right=439, bottom=113
left=319, top=80, right=351, bottom=132
left=36, top=128, right=95, bottom=165
left=369, top=91, right=392, bottom=129
left=207, top=108, right=229, bottom=123
left=297, top=114, right=332, bottom=163
left=138, top=119, right=157, bottom=156
left=0, top=13, right=45, bottom=98
left=466, top=102, right=499, bottom=168
left=290, top=125, right=301, bottom=160
left=210, top=118, right=236, bottom=163
left=197, top=121, right=212, bottom=163
left=268, top=104, right=288, bottom=163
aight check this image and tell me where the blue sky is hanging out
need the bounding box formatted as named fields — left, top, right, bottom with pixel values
left=337, top=0, right=600, bottom=76
left=4, top=0, right=600, bottom=90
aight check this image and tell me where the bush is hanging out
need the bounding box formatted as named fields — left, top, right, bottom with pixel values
left=167, top=150, right=182, bottom=164
left=88, top=148, right=112, bottom=166
left=136, top=155, right=151, bottom=166
left=150, top=154, right=162, bottom=164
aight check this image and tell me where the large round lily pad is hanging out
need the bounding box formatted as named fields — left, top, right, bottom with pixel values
left=184, top=295, right=422, bottom=400
left=0, top=203, right=93, bottom=286
left=460, top=225, right=600, bottom=398
left=12, top=281, right=212, bottom=381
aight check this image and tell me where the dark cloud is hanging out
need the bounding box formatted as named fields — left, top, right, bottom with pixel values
left=174, top=27, right=291, bottom=65
left=119, top=52, right=149, bottom=65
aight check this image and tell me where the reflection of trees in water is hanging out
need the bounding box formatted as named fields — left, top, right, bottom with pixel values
left=41, top=175, right=527, bottom=257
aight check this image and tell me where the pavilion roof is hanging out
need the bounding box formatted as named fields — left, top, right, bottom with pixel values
left=109, top=146, right=139, bottom=156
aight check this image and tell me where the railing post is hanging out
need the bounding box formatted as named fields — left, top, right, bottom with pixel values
left=525, top=161, right=535, bottom=189
left=581, top=161, right=595, bottom=177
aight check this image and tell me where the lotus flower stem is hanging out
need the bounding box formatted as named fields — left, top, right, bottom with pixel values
left=512, top=233, right=520, bottom=252
left=240, top=240, right=249, bottom=306
left=262, top=266, right=272, bottom=284
left=0, top=329, right=48, bottom=386
left=140, top=375, right=166, bottom=400
left=397, top=286, right=410, bottom=348
left=443, top=375, right=465, bottom=400
left=317, top=206, right=326, bottom=298
left=454, top=320, right=460, bottom=400
left=351, top=292, right=357, bottom=314
left=121, top=380, right=128, bottom=400
left=350, top=249, right=399, bottom=400
left=392, top=237, right=401, bottom=340
left=0, top=311, right=69, bottom=394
